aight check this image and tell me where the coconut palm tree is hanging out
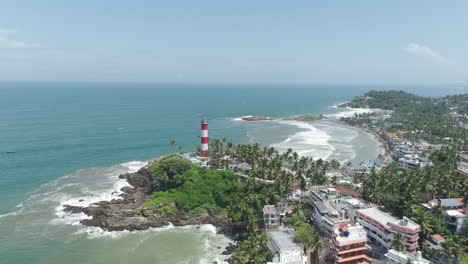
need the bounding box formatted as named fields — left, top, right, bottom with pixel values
left=311, top=232, right=324, bottom=264
left=392, top=233, right=405, bottom=252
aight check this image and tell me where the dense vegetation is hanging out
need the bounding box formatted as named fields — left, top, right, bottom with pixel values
left=343, top=90, right=468, bottom=148
left=144, top=140, right=337, bottom=263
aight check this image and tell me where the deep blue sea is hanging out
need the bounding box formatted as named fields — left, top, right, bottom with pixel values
left=0, top=82, right=461, bottom=263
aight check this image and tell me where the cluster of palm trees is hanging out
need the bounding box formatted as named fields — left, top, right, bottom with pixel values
left=229, top=231, right=272, bottom=264
left=206, top=139, right=339, bottom=263
left=208, top=138, right=340, bottom=199
left=359, top=163, right=466, bottom=215
left=343, top=91, right=468, bottom=149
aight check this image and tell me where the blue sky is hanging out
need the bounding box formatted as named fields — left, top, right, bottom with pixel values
left=1, top=0, right=467, bottom=84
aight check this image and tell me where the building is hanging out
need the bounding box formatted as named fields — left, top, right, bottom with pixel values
left=332, top=223, right=369, bottom=264
left=422, top=236, right=459, bottom=264
left=310, top=186, right=369, bottom=237
left=398, top=155, right=431, bottom=171
left=263, top=202, right=291, bottom=228
left=310, top=187, right=352, bottom=236
left=421, top=198, right=467, bottom=234
left=445, top=209, right=467, bottom=234
left=384, top=250, right=431, bottom=264
left=266, top=227, right=306, bottom=264
left=356, top=208, right=420, bottom=252
left=334, top=186, right=363, bottom=199
left=227, top=162, right=251, bottom=173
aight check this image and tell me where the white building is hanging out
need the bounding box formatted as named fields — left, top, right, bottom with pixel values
left=384, top=250, right=431, bottom=264
left=227, top=162, right=252, bottom=173
left=332, top=224, right=368, bottom=264
left=309, top=187, right=351, bottom=236
left=267, top=228, right=306, bottom=264
left=356, top=208, right=421, bottom=252
left=398, top=155, right=431, bottom=171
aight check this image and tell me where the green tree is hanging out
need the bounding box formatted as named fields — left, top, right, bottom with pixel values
left=442, top=235, right=465, bottom=261
left=392, top=233, right=405, bottom=252
left=230, top=232, right=272, bottom=264
left=295, top=224, right=321, bottom=264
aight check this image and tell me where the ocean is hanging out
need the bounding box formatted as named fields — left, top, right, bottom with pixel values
left=0, top=82, right=461, bottom=264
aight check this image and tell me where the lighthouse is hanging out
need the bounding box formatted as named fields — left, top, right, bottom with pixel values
left=200, top=117, right=209, bottom=157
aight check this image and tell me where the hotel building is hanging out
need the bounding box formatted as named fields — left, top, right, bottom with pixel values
left=333, top=223, right=369, bottom=264
left=356, top=208, right=420, bottom=252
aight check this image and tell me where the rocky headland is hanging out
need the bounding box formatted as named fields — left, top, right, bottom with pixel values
left=62, top=162, right=237, bottom=236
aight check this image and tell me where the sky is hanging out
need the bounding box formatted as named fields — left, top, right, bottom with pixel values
left=1, top=0, right=467, bottom=84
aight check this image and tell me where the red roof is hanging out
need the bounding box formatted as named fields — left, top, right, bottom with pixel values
left=431, top=234, right=444, bottom=241
left=335, top=186, right=362, bottom=198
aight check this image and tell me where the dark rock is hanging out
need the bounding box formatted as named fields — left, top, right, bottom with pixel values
left=79, top=162, right=237, bottom=237
left=141, top=209, right=153, bottom=217
left=63, top=205, right=84, bottom=214
left=222, top=243, right=237, bottom=255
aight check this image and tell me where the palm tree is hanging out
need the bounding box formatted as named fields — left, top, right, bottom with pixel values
left=410, top=207, right=434, bottom=238
left=392, top=233, right=405, bottom=252
left=311, top=232, right=323, bottom=264
left=294, top=224, right=316, bottom=264
left=442, top=235, right=465, bottom=261
left=431, top=204, right=445, bottom=219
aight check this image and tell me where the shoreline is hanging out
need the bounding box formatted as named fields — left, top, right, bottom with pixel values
left=59, top=102, right=386, bottom=261
left=234, top=104, right=388, bottom=164
left=62, top=159, right=239, bottom=257
left=333, top=119, right=390, bottom=159
left=333, top=104, right=391, bottom=160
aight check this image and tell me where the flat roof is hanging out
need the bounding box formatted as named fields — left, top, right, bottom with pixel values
left=439, top=198, right=462, bottom=207
left=358, top=208, right=420, bottom=230
left=446, top=210, right=463, bottom=217
left=263, top=205, right=276, bottom=214
left=267, top=229, right=301, bottom=251
left=334, top=224, right=367, bottom=245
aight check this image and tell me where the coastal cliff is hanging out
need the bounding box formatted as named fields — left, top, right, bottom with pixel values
left=63, top=163, right=235, bottom=234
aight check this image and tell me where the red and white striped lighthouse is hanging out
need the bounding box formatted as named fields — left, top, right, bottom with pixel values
left=200, top=117, right=209, bottom=157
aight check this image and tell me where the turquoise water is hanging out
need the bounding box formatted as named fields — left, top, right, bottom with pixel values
left=0, top=82, right=461, bottom=263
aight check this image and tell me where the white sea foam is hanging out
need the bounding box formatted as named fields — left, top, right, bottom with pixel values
left=270, top=120, right=334, bottom=160
left=75, top=223, right=176, bottom=239
left=51, top=160, right=147, bottom=226
left=232, top=115, right=252, bottom=121
left=326, top=107, right=380, bottom=119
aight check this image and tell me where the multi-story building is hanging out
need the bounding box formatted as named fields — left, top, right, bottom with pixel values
left=421, top=198, right=467, bottom=234
left=263, top=202, right=291, bottom=228
left=313, top=200, right=351, bottom=236
left=356, top=208, right=420, bottom=252
left=398, top=155, right=431, bottom=171
left=310, top=186, right=352, bottom=236
left=332, top=223, right=369, bottom=264
left=310, top=186, right=369, bottom=237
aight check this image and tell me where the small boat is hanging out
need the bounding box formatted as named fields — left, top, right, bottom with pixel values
left=6, top=150, right=16, bottom=153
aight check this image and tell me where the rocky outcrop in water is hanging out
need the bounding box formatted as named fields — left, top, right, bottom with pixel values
left=241, top=116, right=272, bottom=121
left=63, top=162, right=236, bottom=235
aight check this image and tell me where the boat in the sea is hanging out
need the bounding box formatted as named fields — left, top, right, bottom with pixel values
left=5, top=150, right=16, bottom=153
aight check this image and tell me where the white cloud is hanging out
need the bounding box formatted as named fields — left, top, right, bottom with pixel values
left=0, top=28, right=40, bottom=49
left=403, top=43, right=449, bottom=64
